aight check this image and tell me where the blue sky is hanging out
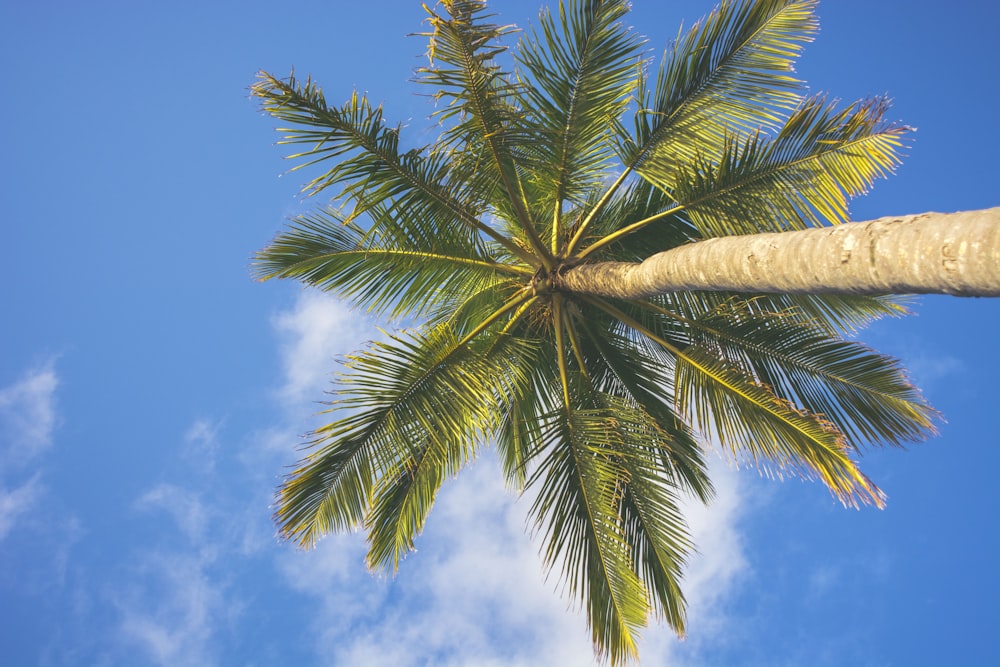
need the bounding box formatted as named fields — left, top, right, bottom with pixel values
left=2, top=1, right=998, bottom=665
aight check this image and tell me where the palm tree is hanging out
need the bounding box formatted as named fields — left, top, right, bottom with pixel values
left=251, top=0, right=994, bottom=662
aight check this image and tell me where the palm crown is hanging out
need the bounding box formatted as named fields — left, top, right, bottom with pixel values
left=252, top=0, right=935, bottom=663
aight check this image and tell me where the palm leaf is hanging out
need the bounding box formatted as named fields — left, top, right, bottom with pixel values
left=254, top=206, right=527, bottom=320
left=674, top=346, right=883, bottom=507
left=418, top=0, right=549, bottom=261
left=251, top=71, right=536, bottom=266
left=620, top=0, right=815, bottom=183
left=607, top=400, right=693, bottom=632
left=582, top=179, right=700, bottom=261
left=672, top=300, right=937, bottom=447
left=516, top=0, right=643, bottom=248
left=590, top=296, right=884, bottom=508
left=573, top=307, right=713, bottom=503
left=275, top=322, right=525, bottom=552
left=671, top=96, right=909, bottom=237
left=527, top=398, right=648, bottom=665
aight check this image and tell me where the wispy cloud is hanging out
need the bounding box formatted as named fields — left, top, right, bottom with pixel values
left=135, top=484, right=210, bottom=543
left=180, top=418, right=223, bottom=473
left=0, top=475, right=42, bottom=541
left=0, top=359, right=59, bottom=468
left=106, top=293, right=369, bottom=665
left=0, top=360, right=60, bottom=541
left=115, top=547, right=235, bottom=667
left=114, top=473, right=243, bottom=667
left=271, top=290, right=376, bottom=407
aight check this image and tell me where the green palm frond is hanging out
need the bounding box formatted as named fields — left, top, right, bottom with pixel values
left=583, top=179, right=699, bottom=261
left=254, top=206, right=526, bottom=320
left=527, top=398, right=649, bottom=665
left=493, top=326, right=555, bottom=489
left=612, top=411, right=693, bottom=632
left=649, top=290, right=909, bottom=340
left=418, top=0, right=550, bottom=262
left=656, top=299, right=936, bottom=446
left=591, top=297, right=885, bottom=508
left=617, top=0, right=816, bottom=186
left=591, top=395, right=695, bottom=634
left=758, top=292, right=911, bottom=334
left=677, top=348, right=883, bottom=507
left=573, top=309, right=713, bottom=502
left=516, top=0, right=643, bottom=247
left=671, top=96, right=909, bottom=237
left=252, top=71, right=536, bottom=266
left=276, top=322, right=527, bottom=552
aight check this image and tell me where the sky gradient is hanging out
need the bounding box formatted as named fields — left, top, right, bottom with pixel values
left=2, top=1, right=999, bottom=665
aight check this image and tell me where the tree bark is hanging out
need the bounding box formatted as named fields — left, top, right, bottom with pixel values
left=557, top=208, right=1000, bottom=298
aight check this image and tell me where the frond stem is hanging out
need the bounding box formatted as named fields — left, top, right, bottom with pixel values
left=577, top=203, right=686, bottom=260
left=563, top=306, right=591, bottom=383
left=565, top=168, right=632, bottom=256
left=455, top=289, right=537, bottom=352
left=552, top=295, right=573, bottom=411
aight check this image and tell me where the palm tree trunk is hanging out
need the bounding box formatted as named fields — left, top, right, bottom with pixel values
left=557, top=208, right=1000, bottom=298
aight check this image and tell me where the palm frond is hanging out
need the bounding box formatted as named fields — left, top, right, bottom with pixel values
left=516, top=0, right=643, bottom=248
left=622, top=0, right=815, bottom=182
left=418, top=0, right=550, bottom=262
left=527, top=398, right=648, bottom=665
left=675, top=345, right=883, bottom=507
left=671, top=96, right=909, bottom=237
left=581, top=179, right=700, bottom=261
left=673, top=300, right=937, bottom=447
left=493, top=326, right=556, bottom=489
left=254, top=206, right=527, bottom=320
left=646, top=289, right=908, bottom=338
left=755, top=292, right=911, bottom=334
left=275, top=322, right=526, bottom=552
left=590, top=296, right=885, bottom=508
left=573, top=307, right=713, bottom=502
left=569, top=0, right=816, bottom=255
left=607, top=399, right=693, bottom=632
left=252, top=71, right=536, bottom=266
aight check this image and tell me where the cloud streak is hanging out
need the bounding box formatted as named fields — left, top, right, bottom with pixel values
left=0, top=360, right=59, bottom=541
left=271, top=290, right=377, bottom=408
left=0, top=359, right=59, bottom=467
left=114, top=475, right=244, bottom=667
left=115, top=546, right=235, bottom=667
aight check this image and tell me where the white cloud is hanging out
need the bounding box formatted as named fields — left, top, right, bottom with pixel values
left=271, top=290, right=377, bottom=407
left=135, top=484, right=209, bottom=543
left=109, top=411, right=276, bottom=667
left=180, top=418, right=223, bottom=473
left=0, top=359, right=59, bottom=470
left=0, top=475, right=42, bottom=541
left=0, top=360, right=60, bottom=541
left=115, top=548, right=235, bottom=667
left=115, top=471, right=246, bottom=667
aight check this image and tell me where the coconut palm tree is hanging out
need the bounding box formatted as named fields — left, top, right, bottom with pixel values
left=251, top=0, right=994, bottom=662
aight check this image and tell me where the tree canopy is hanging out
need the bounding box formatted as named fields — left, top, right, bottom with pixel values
left=252, top=1, right=947, bottom=662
